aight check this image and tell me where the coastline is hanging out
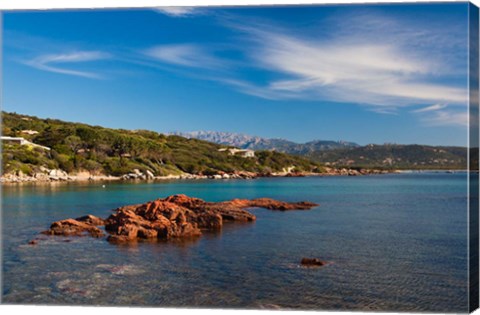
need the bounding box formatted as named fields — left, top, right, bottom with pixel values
left=1, top=168, right=470, bottom=185
left=2, top=167, right=470, bottom=185
left=0, top=168, right=423, bottom=184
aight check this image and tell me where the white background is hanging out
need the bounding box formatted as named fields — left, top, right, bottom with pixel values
left=0, top=1, right=478, bottom=315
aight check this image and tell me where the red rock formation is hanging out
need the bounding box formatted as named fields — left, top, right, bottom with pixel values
left=220, top=197, right=318, bottom=211
left=42, top=219, right=104, bottom=237
left=163, top=194, right=257, bottom=222
left=75, top=214, right=105, bottom=226
left=195, top=212, right=223, bottom=229
left=163, top=194, right=207, bottom=210
left=42, top=194, right=318, bottom=244
left=104, top=200, right=202, bottom=243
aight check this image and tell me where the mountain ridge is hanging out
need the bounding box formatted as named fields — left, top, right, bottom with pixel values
left=170, top=131, right=467, bottom=170
left=170, top=131, right=360, bottom=154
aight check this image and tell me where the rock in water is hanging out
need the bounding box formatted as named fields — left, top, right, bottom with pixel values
left=42, top=219, right=104, bottom=237
left=41, top=194, right=318, bottom=244
left=219, top=198, right=318, bottom=211
left=300, top=258, right=326, bottom=266
left=104, top=200, right=202, bottom=243
left=75, top=214, right=105, bottom=226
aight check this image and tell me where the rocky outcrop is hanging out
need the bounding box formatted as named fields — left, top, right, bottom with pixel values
left=40, top=194, right=318, bottom=244
left=163, top=194, right=257, bottom=222
left=163, top=194, right=207, bottom=210
left=104, top=200, right=203, bottom=243
left=145, top=170, right=155, bottom=179
left=42, top=219, right=104, bottom=237
left=0, top=169, right=120, bottom=183
left=1, top=167, right=400, bottom=183
left=221, top=198, right=318, bottom=211
left=75, top=215, right=105, bottom=226
left=323, top=167, right=395, bottom=176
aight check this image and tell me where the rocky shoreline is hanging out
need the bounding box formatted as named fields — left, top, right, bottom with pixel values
left=35, top=194, right=319, bottom=244
left=1, top=167, right=397, bottom=184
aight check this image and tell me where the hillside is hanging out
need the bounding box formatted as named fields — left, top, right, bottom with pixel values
left=308, top=144, right=467, bottom=170
left=171, top=131, right=359, bottom=153
left=1, top=112, right=324, bottom=178
left=172, top=131, right=467, bottom=170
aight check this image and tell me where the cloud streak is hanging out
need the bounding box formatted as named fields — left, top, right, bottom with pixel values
left=17, top=9, right=466, bottom=128
left=215, top=11, right=468, bottom=126
left=154, top=7, right=199, bottom=17
left=235, top=25, right=467, bottom=107
left=140, top=13, right=468, bottom=126
left=24, top=51, right=111, bottom=79
left=143, top=44, right=225, bottom=70
left=421, top=109, right=468, bottom=127
left=412, top=104, right=448, bottom=113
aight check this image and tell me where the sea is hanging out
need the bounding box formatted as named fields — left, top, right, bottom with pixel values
left=1, top=173, right=470, bottom=312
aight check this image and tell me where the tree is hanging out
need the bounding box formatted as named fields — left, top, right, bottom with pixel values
left=64, top=135, right=83, bottom=154
left=76, top=126, right=98, bottom=149
left=127, top=137, right=147, bottom=158
left=112, top=135, right=131, bottom=166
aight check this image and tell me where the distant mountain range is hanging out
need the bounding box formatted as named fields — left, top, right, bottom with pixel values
left=171, top=131, right=468, bottom=170
left=308, top=144, right=467, bottom=169
left=170, top=131, right=360, bottom=154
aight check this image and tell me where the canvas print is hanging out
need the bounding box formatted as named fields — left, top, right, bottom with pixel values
left=1, top=2, right=479, bottom=313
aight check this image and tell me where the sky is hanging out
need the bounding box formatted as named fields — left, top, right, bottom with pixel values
left=1, top=3, right=473, bottom=146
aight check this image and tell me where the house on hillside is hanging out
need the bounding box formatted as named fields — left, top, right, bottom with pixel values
left=218, top=148, right=255, bottom=158
left=20, top=130, right=39, bottom=135
left=1, top=136, right=51, bottom=151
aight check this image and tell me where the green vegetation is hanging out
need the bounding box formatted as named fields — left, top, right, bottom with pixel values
left=1, top=112, right=324, bottom=176
left=172, top=131, right=468, bottom=170
left=306, top=144, right=467, bottom=170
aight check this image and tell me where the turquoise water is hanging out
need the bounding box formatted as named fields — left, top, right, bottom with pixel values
left=1, top=173, right=469, bottom=312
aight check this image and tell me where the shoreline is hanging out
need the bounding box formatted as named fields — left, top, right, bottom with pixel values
left=0, top=173, right=340, bottom=184
left=1, top=168, right=469, bottom=184
left=0, top=167, right=397, bottom=184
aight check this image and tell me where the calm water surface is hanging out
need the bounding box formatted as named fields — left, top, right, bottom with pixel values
left=1, top=173, right=469, bottom=312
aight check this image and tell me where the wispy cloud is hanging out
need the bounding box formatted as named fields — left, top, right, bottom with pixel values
left=139, top=12, right=469, bottom=127
left=213, top=11, right=468, bottom=127
left=143, top=44, right=227, bottom=70
left=154, top=7, right=199, bottom=17
left=233, top=24, right=467, bottom=107
left=412, top=104, right=448, bottom=113
left=24, top=51, right=111, bottom=79
left=217, top=78, right=298, bottom=100
left=421, top=109, right=468, bottom=127
left=19, top=8, right=461, bottom=128
left=410, top=103, right=467, bottom=127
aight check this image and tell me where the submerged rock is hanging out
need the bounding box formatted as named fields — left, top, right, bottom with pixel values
left=223, top=198, right=319, bottom=211
left=42, top=194, right=318, bottom=244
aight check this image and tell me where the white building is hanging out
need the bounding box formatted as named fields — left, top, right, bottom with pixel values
left=218, top=148, right=255, bottom=158
left=20, top=130, right=39, bottom=135
left=1, top=136, right=50, bottom=150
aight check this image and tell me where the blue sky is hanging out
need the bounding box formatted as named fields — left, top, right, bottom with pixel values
left=2, top=3, right=472, bottom=146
